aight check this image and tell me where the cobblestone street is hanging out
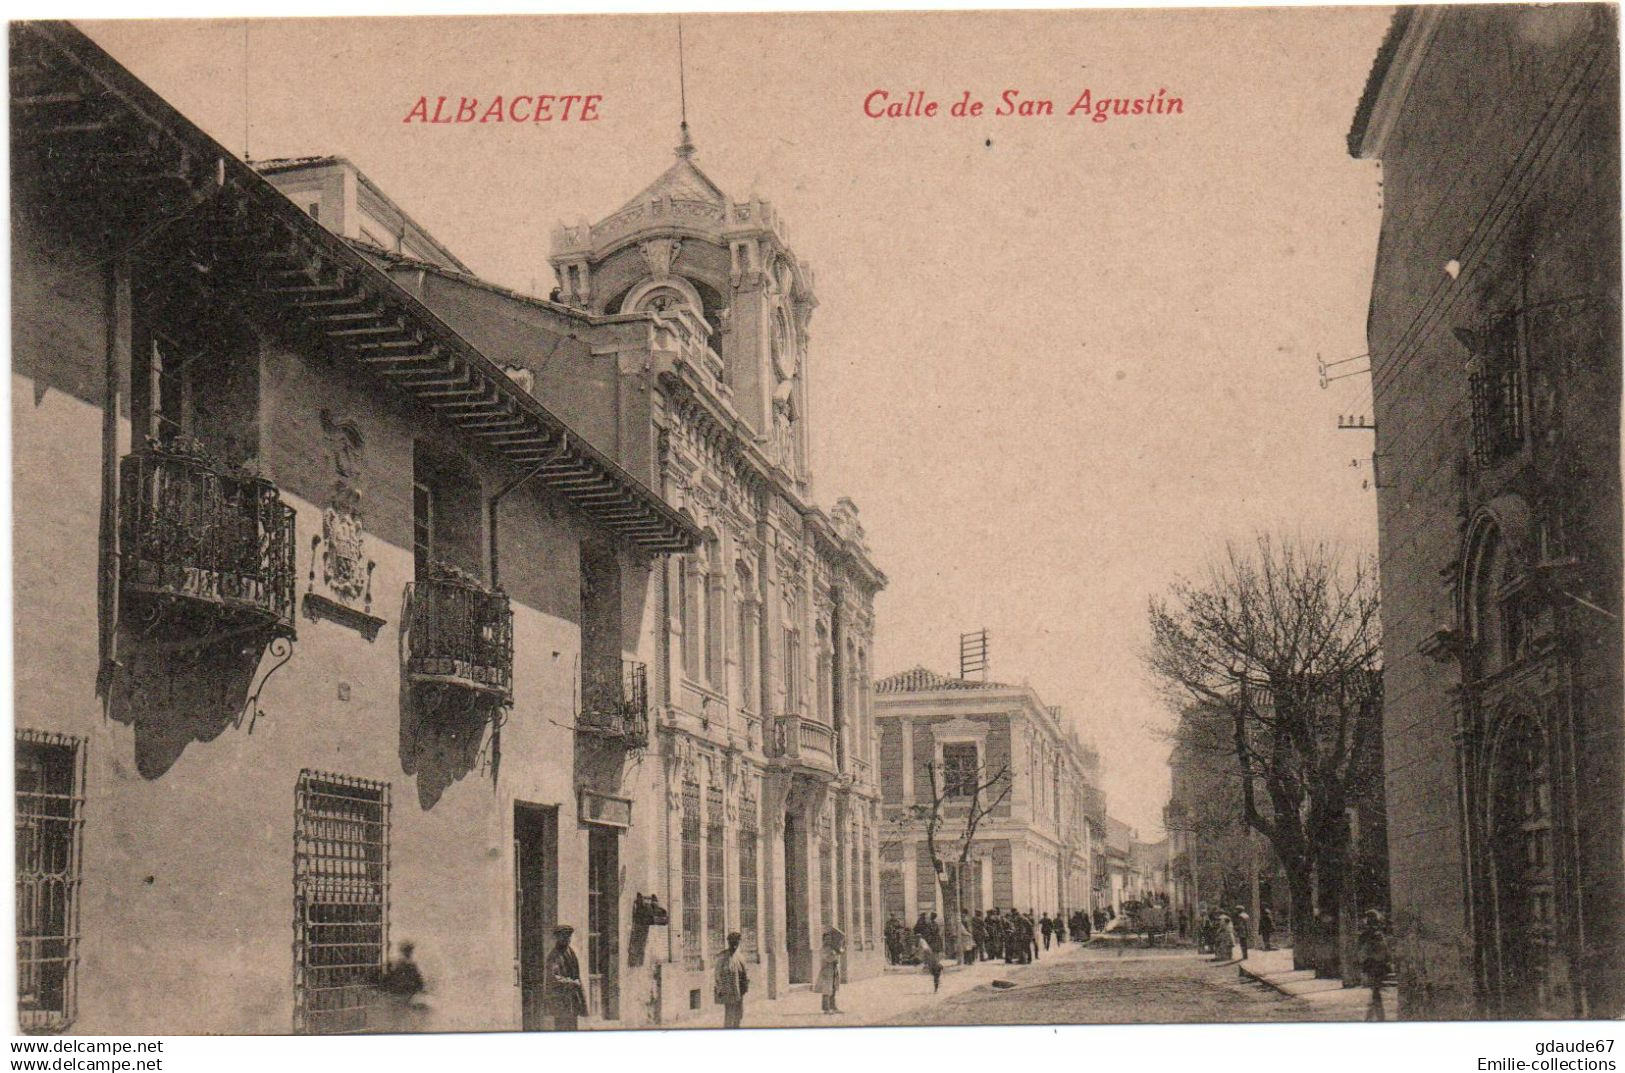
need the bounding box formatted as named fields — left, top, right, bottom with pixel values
left=662, top=944, right=1360, bottom=1030
left=890, top=948, right=1354, bottom=1026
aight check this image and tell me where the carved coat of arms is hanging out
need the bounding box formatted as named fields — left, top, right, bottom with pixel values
left=318, top=410, right=373, bottom=608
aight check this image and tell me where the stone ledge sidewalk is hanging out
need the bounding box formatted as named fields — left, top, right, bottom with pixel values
left=1234, top=947, right=1396, bottom=1020
left=638, top=941, right=1093, bottom=1030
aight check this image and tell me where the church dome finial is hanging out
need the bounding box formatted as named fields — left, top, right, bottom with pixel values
left=676, top=121, right=695, bottom=159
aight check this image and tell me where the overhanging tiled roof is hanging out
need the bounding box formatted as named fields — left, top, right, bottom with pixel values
left=1346, top=8, right=1414, bottom=157
left=11, top=21, right=699, bottom=555
left=876, top=666, right=1009, bottom=694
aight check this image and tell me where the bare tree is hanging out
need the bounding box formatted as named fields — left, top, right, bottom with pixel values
left=1147, top=535, right=1382, bottom=970
left=886, top=758, right=1013, bottom=957
left=1166, top=708, right=1265, bottom=912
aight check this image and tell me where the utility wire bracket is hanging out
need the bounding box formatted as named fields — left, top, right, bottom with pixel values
left=1317, top=351, right=1372, bottom=389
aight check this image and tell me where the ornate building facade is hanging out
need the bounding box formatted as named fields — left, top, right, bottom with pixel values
left=267, top=125, right=887, bottom=1016
left=873, top=668, right=1100, bottom=929
left=1349, top=6, right=1622, bottom=1019
left=543, top=123, right=888, bottom=1008
left=10, top=22, right=881, bottom=1033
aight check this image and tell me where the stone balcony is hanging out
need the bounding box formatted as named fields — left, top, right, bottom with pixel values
left=550, top=195, right=796, bottom=261
left=764, top=712, right=837, bottom=778
left=647, top=307, right=728, bottom=392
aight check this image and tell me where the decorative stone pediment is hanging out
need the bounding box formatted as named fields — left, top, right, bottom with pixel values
left=640, top=237, right=683, bottom=280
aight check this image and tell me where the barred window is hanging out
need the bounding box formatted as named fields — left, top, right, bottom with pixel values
left=1470, top=316, right=1525, bottom=468
left=294, top=771, right=390, bottom=1034
left=818, top=813, right=834, bottom=932
left=706, top=785, right=727, bottom=954
left=16, top=732, right=85, bottom=1034
left=863, top=832, right=876, bottom=947
left=681, top=781, right=702, bottom=970
left=849, top=836, right=861, bottom=947
left=738, top=791, right=760, bottom=962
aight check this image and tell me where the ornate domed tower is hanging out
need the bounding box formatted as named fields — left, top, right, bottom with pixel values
left=549, top=124, right=817, bottom=483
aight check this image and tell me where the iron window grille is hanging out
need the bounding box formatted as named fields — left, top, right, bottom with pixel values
left=818, top=814, right=834, bottom=933
left=294, top=771, right=390, bottom=1035
left=681, top=781, right=702, bottom=970
left=1469, top=316, right=1526, bottom=468
left=15, top=731, right=86, bottom=1034
left=118, top=441, right=298, bottom=633
left=863, top=834, right=876, bottom=947
left=738, top=792, right=759, bottom=962
left=706, top=786, right=727, bottom=955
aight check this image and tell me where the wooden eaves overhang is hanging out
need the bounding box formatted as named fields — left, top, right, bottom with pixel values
left=11, top=21, right=700, bottom=556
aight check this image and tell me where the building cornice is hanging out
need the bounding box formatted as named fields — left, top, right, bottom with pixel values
left=1349, top=7, right=1441, bottom=160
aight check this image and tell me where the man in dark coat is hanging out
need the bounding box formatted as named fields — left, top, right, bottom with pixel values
left=714, top=931, right=748, bottom=1028
left=544, top=925, right=587, bottom=1031
left=1233, top=905, right=1251, bottom=961
left=1358, top=910, right=1392, bottom=1022
left=995, top=909, right=1014, bottom=963
left=1040, top=913, right=1054, bottom=950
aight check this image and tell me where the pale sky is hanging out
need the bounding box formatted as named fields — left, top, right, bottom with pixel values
left=81, top=8, right=1387, bottom=837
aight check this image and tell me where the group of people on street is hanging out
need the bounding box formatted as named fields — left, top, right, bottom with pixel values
left=1197, top=905, right=1253, bottom=961
left=882, top=906, right=1097, bottom=968
left=1124, top=897, right=1175, bottom=945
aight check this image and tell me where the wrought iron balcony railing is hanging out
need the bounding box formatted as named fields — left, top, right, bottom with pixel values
left=578, top=659, right=649, bottom=747
left=118, top=441, right=298, bottom=636
left=406, top=567, right=513, bottom=703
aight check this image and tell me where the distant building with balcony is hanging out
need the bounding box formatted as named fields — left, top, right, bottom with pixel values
left=10, top=21, right=881, bottom=1034
left=873, top=667, right=1100, bottom=926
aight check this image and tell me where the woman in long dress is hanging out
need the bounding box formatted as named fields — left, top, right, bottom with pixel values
left=1213, top=914, right=1236, bottom=962
left=815, top=926, right=845, bottom=1013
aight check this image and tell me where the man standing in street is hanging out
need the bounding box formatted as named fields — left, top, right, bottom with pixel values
left=962, top=910, right=979, bottom=965
left=714, top=931, right=749, bottom=1028
left=1040, top=912, right=1053, bottom=950
left=816, top=925, right=845, bottom=1014
left=1357, top=910, right=1392, bottom=1022
left=1233, top=905, right=1251, bottom=960
left=969, top=909, right=985, bottom=964
left=1259, top=907, right=1275, bottom=951
left=543, top=925, right=587, bottom=1031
